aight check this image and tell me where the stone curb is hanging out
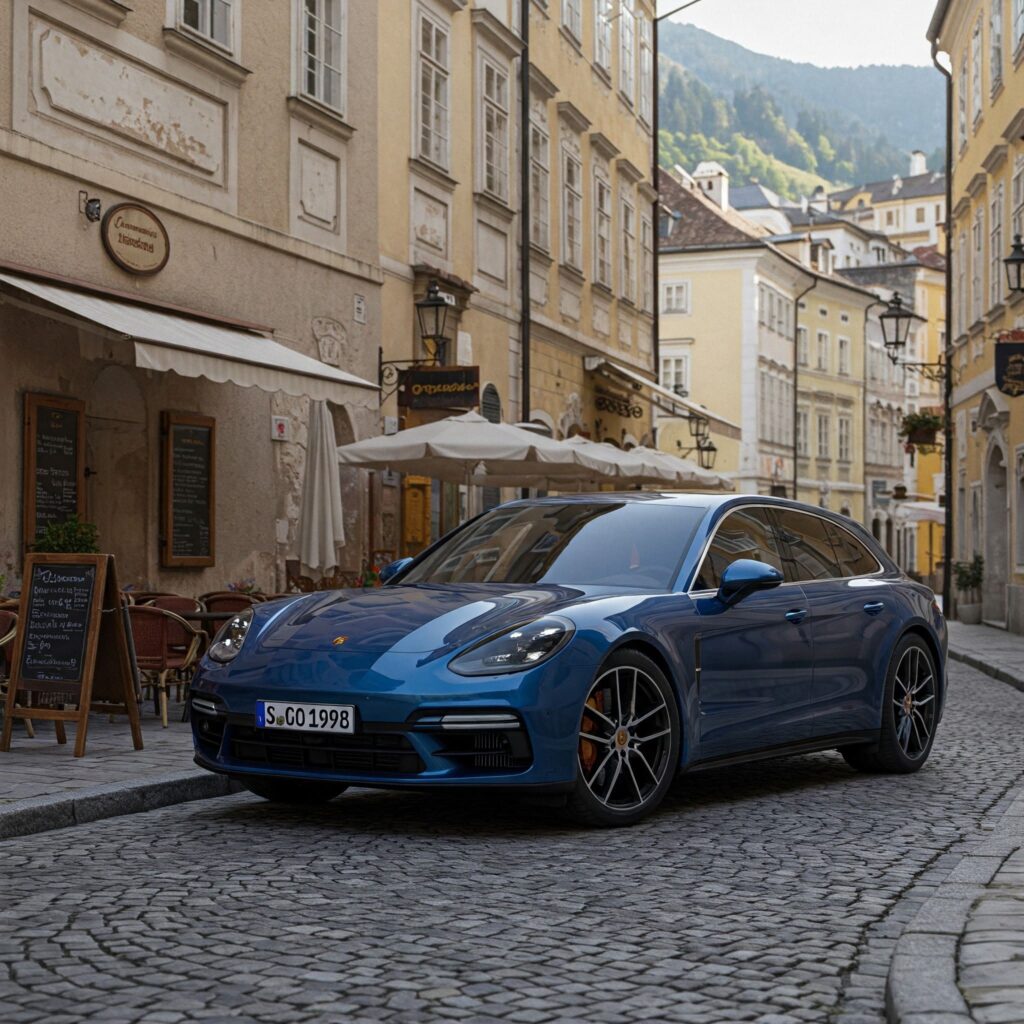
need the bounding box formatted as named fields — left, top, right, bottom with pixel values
left=886, top=789, right=1024, bottom=1023
left=947, top=645, right=1024, bottom=695
left=0, top=769, right=242, bottom=841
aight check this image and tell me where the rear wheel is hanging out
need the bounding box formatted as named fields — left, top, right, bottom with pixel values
left=840, top=634, right=938, bottom=774
left=566, top=650, right=680, bottom=827
left=240, top=777, right=348, bottom=804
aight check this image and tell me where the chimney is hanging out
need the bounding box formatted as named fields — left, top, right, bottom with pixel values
left=909, top=150, right=927, bottom=176
left=693, top=161, right=729, bottom=210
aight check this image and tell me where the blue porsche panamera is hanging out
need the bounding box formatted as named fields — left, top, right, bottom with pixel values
left=190, top=493, right=947, bottom=826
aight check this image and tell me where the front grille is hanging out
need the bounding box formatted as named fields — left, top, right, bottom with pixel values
left=228, top=724, right=423, bottom=775
left=433, top=727, right=533, bottom=772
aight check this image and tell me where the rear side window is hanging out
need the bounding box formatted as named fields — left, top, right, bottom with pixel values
left=774, top=509, right=842, bottom=582
left=694, top=507, right=784, bottom=591
left=825, top=522, right=880, bottom=577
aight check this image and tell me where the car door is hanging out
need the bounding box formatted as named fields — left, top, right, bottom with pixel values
left=772, top=509, right=893, bottom=738
left=690, top=506, right=814, bottom=760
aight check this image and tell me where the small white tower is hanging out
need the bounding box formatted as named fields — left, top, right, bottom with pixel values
left=909, top=150, right=927, bottom=176
left=693, top=161, right=730, bottom=211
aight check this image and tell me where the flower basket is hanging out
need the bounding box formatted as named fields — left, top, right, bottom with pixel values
left=907, top=427, right=937, bottom=446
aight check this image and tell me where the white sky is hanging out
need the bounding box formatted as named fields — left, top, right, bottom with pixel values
left=655, top=0, right=938, bottom=68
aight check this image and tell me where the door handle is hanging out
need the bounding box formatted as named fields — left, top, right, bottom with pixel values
left=863, top=601, right=885, bottom=615
left=785, top=609, right=807, bottom=624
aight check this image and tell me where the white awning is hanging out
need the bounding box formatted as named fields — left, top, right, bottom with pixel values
left=583, top=356, right=741, bottom=439
left=0, top=272, right=377, bottom=408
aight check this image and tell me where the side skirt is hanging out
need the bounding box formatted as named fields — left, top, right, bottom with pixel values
left=682, top=730, right=879, bottom=774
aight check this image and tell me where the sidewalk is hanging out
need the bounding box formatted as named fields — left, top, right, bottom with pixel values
left=888, top=622, right=1024, bottom=1023
left=0, top=700, right=235, bottom=840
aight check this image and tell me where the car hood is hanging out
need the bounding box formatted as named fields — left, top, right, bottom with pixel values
left=255, top=583, right=596, bottom=656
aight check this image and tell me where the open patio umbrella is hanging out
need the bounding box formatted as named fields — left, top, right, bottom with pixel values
left=627, top=446, right=734, bottom=492
left=298, top=400, right=345, bottom=571
left=336, top=411, right=611, bottom=484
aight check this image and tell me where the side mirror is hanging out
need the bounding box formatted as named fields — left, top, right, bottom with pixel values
left=379, top=557, right=414, bottom=585
left=718, top=559, right=784, bottom=606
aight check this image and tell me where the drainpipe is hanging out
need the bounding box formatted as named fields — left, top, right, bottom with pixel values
left=862, top=298, right=885, bottom=532
left=652, top=14, right=661, bottom=380
left=792, top=278, right=818, bottom=500
left=931, top=39, right=954, bottom=613
left=519, top=0, right=531, bottom=426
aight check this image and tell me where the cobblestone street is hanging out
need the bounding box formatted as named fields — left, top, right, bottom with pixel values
left=1, top=660, right=1021, bottom=1024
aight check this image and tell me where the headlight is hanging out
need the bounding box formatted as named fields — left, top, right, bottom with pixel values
left=449, top=616, right=574, bottom=676
left=208, top=607, right=254, bottom=663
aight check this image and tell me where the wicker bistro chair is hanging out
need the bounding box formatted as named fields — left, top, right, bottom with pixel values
left=127, top=606, right=206, bottom=728
left=144, top=597, right=206, bottom=700
left=0, top=611, right=34, bottom=738
left=200, top=592, right=262, bottom=614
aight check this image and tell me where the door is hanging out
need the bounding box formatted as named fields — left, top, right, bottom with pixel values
left=691, top=506, right=814, bottom=760
left=773, top=508, right=895, bottom=737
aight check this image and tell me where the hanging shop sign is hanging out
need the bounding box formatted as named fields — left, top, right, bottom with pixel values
left=398, top=365, right=480, bottom=410
left=0, top=554, right=142, bottom=758
left=101, top=202, right=170, bottom=275
left=595, top=389, right=644, bottom=419
left=996, top=330, right=1024, bottom=397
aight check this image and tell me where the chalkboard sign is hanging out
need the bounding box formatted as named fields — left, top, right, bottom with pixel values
left=1, top=554, right=142, bottom=758
left=161, top=412, right=216, bottom=568
left=22, top=394, right=86, bottom=549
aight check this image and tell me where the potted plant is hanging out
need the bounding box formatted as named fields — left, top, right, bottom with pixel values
left=953, top=555, right=984, bottom=624
left=900, top=409, right=944, bottom=448
left=31, top=516, right=100, bottom=554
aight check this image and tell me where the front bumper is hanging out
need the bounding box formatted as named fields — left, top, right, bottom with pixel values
left=189, top=647, right=592, bottom=789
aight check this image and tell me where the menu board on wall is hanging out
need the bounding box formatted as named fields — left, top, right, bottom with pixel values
left=161, top=412, right=215, bottom=568
left=22, top=394, right=86, bottom=550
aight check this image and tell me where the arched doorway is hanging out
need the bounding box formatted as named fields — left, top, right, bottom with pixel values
left=983, top=444, right=1008, bottom=624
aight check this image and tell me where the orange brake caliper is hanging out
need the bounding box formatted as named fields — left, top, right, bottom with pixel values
left=579, top=693, right=603, bottom=773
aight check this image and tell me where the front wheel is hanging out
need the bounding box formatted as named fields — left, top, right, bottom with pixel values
left=566, top=649, right=681, bottom=827
left=240, top=777, right=348, bottom=804
left=840, top=634, right=938, bottom=774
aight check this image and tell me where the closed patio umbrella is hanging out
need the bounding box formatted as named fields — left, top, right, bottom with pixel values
left=298, top=400, right=345, bottom=571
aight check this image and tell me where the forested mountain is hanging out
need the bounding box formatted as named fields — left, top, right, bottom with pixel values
left=658, top=22, right=945, bottom=201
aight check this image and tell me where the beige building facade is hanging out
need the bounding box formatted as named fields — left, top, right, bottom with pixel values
left=0, top=0, right=383, bottom=595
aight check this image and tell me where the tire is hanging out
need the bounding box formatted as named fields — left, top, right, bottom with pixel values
left=565, top=649, right=681, bottom=827
left=840, top=633, right=939, bottom=774
left=240, top=777, right=348, bottom=804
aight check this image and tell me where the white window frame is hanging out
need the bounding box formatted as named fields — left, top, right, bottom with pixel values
left=638, top=14, right=653, bottom=125
left=480, top=54, right=510, bottom=202
left=641, top=214, right=654, bottom=314
left=817, top=413, right=831, bottom=460
left=797, top=409, right=809, bottom=457
left=619, top=0, right=635, bottom=104
left=179, top=0, right=236, bottom=51
left=593, top=167, right=612, bottom=288
left=1015, top=0, right=1024, bottom=52
left=662, top=281, right=690, bottom=314
left=417, top=8, right=450, bottom=170
left=838, top=416, right=852, bottom=462
left=660, top=354, right=690, bottom=396
left=594, top=0, right=611, bottom=72
left=972, top=205, right=985, bottom=324
left=300, top=0, right=346, bottom=115
left=956, top=230, right=968, bottom=336
left=529, top=105, right=550, bottom=252
left=562, top=0, right=581, bottom=41
left=838, top=336, right=850, bottom=375
left=620, top=189, right=637, bottom=304
left=971, top=19, right=983, bottom=126
left=991, top=0, right=1004, bottom=89
left=797, top=326, right=809, bottom=366
left=816, top=330, right=829, bottom=372
left=1012, top=155, right=1024, bottom=241
left=958, top=54, right=968, bottom=150
left=990, top=183, right=1004, bottom=309
left=561, top=145, right=583, bottom=271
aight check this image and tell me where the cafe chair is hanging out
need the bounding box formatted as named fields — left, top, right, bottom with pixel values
left=0, top=611, right=34, bottom=738
left=315, top=569, right=362, bottom=591
left=127, top=606, right=205, bottom=728
left=145, top=595, right=203, bottom=614
left=201, top=592, right=262, bottom=614
left=285, top=573, right=316, bottom=593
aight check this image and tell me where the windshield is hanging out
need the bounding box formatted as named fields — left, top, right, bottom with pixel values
left=401, top=502, right=706, bottom=589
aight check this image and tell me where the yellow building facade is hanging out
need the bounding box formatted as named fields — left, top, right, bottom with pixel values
left=376, top=0, right=662, bottom=555
left=930, top=0, right=1024, bottom=628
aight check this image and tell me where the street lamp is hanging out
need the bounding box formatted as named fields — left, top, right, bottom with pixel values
left=697, top=437, right=717, bottom=470
left=415, top=279, right=451, bottom=362
left=1005, top=234, right=1024, bottom=295
left=880, top=292, right=916, bottom=355
left=688, top=413, right=709, bottom=440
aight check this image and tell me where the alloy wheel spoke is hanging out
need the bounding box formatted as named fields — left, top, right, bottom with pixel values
left=909, top=715, right=923, bottom=750
left=601, top=758, right=623, bottom=803
left=634, top=727, right=671, bottom=744
left=579, top=731, right=611, bottom=744
left=910, top=674, right=933, bottom=695
left=630, top=746, right=660, bottom=783
left=632, top=701, right=668, bottom=728
left=913, top=694, right=935, bottom=707
left=583, top=704, right=616, bottom=731
left=585, top=748, right=616, bottom=790
left=629, top=669, right=638, bottom=721
left=615, top=670, right=624, bottom=725
left=624, top=756, right=644, bottom=806
left=896, top=714, right=912, bottom=751
left=912, top=708, right=931, bottom=740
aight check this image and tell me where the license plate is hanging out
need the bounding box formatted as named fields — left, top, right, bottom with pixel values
left=255, top=701, right=356, bottom=734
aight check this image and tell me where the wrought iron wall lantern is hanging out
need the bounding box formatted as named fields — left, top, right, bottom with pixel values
left=379, top=279, right=455, bottom=402
left=677, top=436, right=718, bottom=471
left=1005, top=234, right=1024, bottom=295
left=881, top=292, right=945, bottom=384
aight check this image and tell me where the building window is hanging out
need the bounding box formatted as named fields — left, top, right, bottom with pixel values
left=641, top=215, right=654, bottom=314
left=958, top=54, right=968, bottom=150
left=302, top=0, right=345, bottom=112
left=417, top=11, right=449, bottom=168
left=1015, top=0, right=1024, bottom=50
left=991, top=0, right=1004, bottom=89
left=956, top=230, right=967, bottom=336
left=1012, top=155, right=1024, bottom=240
left=838, top=416, right=851, bottom=462
left=797, top=409, right=809, bottom=457
left=620, top=191, right=637, bottom=303
left=660, top=354, right=689, bottom=395
left=662, top=281, right=690, bottom=313
left=638, top=14, right=653, bottom=124
left=817, top=413, right=830, bottom=460
left=971, top=19, right=983, bottom=125
left=561, top=0, right=581, bottom=40
left=481, top=57, right=509, bottom=201
left=916, top=206, right=926, bottom=224
left=816, top=330, right=829, bottom=371
left=182, top=0, right=232, bottom=48
left=594, top=0, right=611, bottom=71
left=619, top=0, right=635, bottom=104
left=838, top=336, right=850, bottom=375
left=972, top=205, right=984, bottom=324
left=529, top=109, right=550, bottom=251
left=990, top=183, right=1004, bottom=309
left=594, top=169, right=612, bottom=287
left=561, top=147, right=582, bottom=270
left=797, top=326, right=809, bottom=366
left=1016, top=452, right=1024, bottom=566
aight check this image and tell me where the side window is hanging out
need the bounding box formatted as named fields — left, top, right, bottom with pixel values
left=694, top=507, right=783, bottom=591
left=775, top=510, right=842, bottom=582
left=825, top=523, right=880, bottom=577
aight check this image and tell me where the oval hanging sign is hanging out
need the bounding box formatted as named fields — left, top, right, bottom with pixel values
left=101, top=203, right=170, bottom=275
